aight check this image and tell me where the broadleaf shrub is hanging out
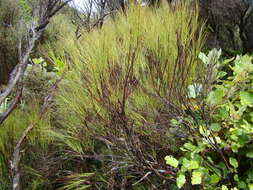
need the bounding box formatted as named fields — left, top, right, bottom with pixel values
left=165, top=51, right=253, bottom=189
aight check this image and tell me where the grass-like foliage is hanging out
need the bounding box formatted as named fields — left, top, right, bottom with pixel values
left=2, top=1, right=253, bottom=189
left=0, top=102, right=53, bottom=189
left=54, top=2, right=205, bottom=188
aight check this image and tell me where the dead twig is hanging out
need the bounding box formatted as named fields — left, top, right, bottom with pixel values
left=0, top=0, right=72, bottom=126
left=132, top=171, right=152, bottom=186
left=0, top=84, right=23, bottom=125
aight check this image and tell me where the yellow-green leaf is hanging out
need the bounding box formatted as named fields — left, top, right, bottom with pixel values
left=32, top=57, right=44, bottom=65
left=165, top=155, right=179, bottom=168
left=177, top=174, right=186, bottom=189
left=210, top=123, right=221, bottom=132
left=240, top=91, right=253, bottom=106
left=222, top=185, right=229, bottom=190
left=191, top=170, right=202, bottom=185
left=210, top=174, right=220, bottom=184
left=229, top=157, right=238, bottom=168
left=246, top=152, right=253, bottom=159
left=207, top=89, right=224, bottom=105
left=248, top=184, right=253, bottom=190
left=183, top=159, right=199, bottom=170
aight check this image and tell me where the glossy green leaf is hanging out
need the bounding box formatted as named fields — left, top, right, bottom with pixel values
left=229, top=157, right=238, bottom=168
left=217, top=71, right=227, bottom=79
left=248, top=184, right=253, bottom=190
left=182, top=158, right=199, bottom=170
left=246, top=152, right=253, bottom=158
left=32, top=57, right=44, bottom=65
left=238, top=181, right=247, bottom=189
left=191, top=170, right=202, bottom=185
left=177, top=174, right=186, bottom=189
left=210, top=174, right=220, bottom=184
left=222, top=185, right=229, bottom=190
left=210, top=123, right=221, bottom=132
left=223, top=57, right=234, bottom=65
left=184, top=143, right=197, bottom=151
left=240, top=91, right=253, bottom=106
left=207, top=89, right=224, bottom=105
left=165, top=155, right=179, bottom=168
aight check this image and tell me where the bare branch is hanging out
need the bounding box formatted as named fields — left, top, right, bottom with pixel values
left=0, top=85, right=23, bottom=125
left=0, top=0, right=72, bottom=125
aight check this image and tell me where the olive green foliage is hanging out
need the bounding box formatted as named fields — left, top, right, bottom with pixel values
left=0, top=4, right=76, bottom=187
left=37, top=10, right=77, bottom=67
left=23, top=63, right=57, bottom=104
left=19, top=0, right=32, bottom=21
left=0, top=58, right=68, bottom=188
left=165, top=50, right=253, bottom=189
left=3, top=1, right=253, bottom=189
left=0, top=103, right=53, bottom=189
left=61, top=173, right=94, bottom=190
left=0, top=0, right=74, bottom=85
left=0, top=0, right=19, bottom=85
left=40, top=12, right=76, bottom=48
left=0, top=57, right=61, bottom=189
left=0, top=0, right=33, bottom=85
left=54, top=2, right=205, bottom=188
left=57, top=1, right=204, bottom=145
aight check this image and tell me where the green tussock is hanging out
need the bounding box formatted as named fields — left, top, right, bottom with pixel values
left=55, top=2, right=205, bottom=151
left=0, top=102, right=53, bottom=186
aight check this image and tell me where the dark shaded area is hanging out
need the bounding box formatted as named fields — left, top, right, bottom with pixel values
left=0, top=1, right=19, bottom=86
left=200, top=0, right=253, bottom=54
left=0, top=31, right=18, bottom=86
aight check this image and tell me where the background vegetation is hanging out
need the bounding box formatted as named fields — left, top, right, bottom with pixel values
left=0, top=0, right=253, bottom=189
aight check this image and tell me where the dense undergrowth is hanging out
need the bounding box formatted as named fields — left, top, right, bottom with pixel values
left=1, top=2, right=253, bottom=190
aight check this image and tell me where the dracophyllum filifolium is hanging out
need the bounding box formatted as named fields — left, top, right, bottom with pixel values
left=52, top=2, right=205, bottom=188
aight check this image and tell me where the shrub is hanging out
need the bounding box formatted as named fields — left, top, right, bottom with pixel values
left=54, top=2, right=205, bottom=188
left=0, top=102, right=53, bottom=189
left=0, top=0, right=33, bottom=85
left=22, top=63, right=57, bottom=104
left=165, top=50, right=253, bottom=189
